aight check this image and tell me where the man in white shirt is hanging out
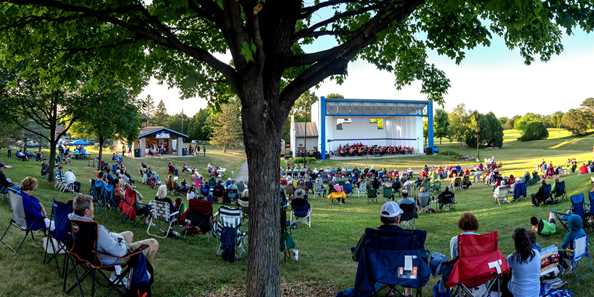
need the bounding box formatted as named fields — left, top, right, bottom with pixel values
left=64, top=169, right=76, bottom=185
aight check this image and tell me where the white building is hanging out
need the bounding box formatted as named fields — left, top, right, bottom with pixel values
left=310, top=97, right=434, bottom=159
left=289, top=119, right=318, bottom=157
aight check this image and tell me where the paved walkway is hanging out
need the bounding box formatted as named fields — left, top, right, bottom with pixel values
left=235, top=161, right=249, bottom=182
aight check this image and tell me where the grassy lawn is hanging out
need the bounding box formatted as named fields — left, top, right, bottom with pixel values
left=1, top=135, right=594, bottom=296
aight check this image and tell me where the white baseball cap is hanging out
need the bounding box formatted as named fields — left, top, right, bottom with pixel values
left=380, top=201, right=403, bottom=218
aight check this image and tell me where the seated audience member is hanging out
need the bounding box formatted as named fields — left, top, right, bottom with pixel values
left=578, top=163, right=588, bottom=174
left=68, top=194, right=159, bottom=265
left=327, top=183, right=347, bottom=204
left=20, top=176, right=52, bottom=230
left=558, top=214, right=586, bottom=272
left=0, top=163, right=13, bottom=190
left=64, top=169, right=76, bottom=186
left=154, top=184, right=175, bottom=213
left=450, top=213, right=480, bottom=258
left=351, top=201, right=413, bottom=296
left=531, top=180, right=550, bottom=206
left=186, top=185, right=197, bottom=201
left=40, top=162, right=49, bottom=177
left=16, top=150, right=28, bottom=161
left=527, top=230, right=541, bottom=252
left=437, top=186, right=455, bottom=209
left=530, top=213, right=557, bottom=237
left=179, top=195, right=213, bottom=234
left=505, top=228, right=541, bottom=297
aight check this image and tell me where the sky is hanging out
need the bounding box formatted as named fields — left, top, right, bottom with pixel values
left=140, top=18, right=594, bottom=118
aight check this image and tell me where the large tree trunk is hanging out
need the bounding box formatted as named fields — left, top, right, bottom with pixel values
left=242, top=84, right=282, bottom=297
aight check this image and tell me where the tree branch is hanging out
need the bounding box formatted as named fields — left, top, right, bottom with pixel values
left=56, top=116, right=76, bottom=140
left=299, top=0, right=358, bottom=18
left=11, top=120, right=50, bottom=142
left=294, top=3, right=381, bottom=40
left=280, top=0, right=424, bottom=113
left=7, top=0, right=238, bottom=89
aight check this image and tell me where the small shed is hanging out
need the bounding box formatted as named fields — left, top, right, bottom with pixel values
left=290, top=119, right=319, bottom=157
left=135, top=126, right=189, bottom=157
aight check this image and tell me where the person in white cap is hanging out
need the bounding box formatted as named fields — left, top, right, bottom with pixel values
left=352, top=201, right=404, bottom=261
left=351, top=201, right=413, bottom=297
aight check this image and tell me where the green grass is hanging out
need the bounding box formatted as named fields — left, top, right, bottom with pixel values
left=1, top=135, right=594, bottom=296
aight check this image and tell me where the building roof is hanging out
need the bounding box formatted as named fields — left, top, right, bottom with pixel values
left=324, top=98, right=429, bottom=117
left=294, top=122, right=318, bottom=138
left=139, top=126, right=189, bottom=139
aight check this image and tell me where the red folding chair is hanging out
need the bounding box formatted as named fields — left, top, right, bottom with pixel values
left=119, top=185, right=137, bottom=222
left=447, top=232, right=509, bottom=297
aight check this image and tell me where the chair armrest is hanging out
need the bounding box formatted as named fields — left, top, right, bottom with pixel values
left=169, top=211, right=179, bottom=218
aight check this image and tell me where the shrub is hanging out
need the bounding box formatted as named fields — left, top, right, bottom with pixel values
left=519, top=122, right=549, bottom=141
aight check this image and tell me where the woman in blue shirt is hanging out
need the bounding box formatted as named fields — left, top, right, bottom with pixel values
left=20, top=176, right=50, bottom=230
left=507, top=228, right=540, bottom=297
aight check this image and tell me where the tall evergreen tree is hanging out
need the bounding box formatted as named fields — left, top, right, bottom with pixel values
left=210, top=100, right=242, bottom=152
left=152, top=99, right=169, bottom=126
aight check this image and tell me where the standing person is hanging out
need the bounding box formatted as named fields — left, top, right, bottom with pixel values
left=7, top=145, right=12, bottom=159
left=505, top=228, right=540, bottom=297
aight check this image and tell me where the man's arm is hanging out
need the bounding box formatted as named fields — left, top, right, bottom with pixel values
left=351, top=233, right=366, bottom=262
left=97, top=225, right=128, bottom=257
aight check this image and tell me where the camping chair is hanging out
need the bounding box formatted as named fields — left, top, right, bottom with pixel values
left=398, top=200, right=418, bottom=230
left=570, top=193, right=586, bottom=221
left=212, top=206, right=248, bottom=258
left=289, top=198, right=312, bottom=228
left=451, top=177, right=463, bottom=191
left=63, top=220, right=148, bottom=297
left=563, top=235, right=592, bottom=277
left=350, top=228, right=430, bottom=297
left=446, top=232, right=510, bottom=297
left=367, top=186, right=378, bottom=203
left=552, top=181, right=567, bottom=202
left=382, top=186, right=394, bottom=201
left=512, top=181, right=527, bottom=200
left=417, top=191, right=433, bottom=213
left=586, top=192, right=594, bottom=229
left=0, top=189, right=46, bottom=254
left=101, top=184, right=116, bottom=208
left=43, top=200, right=73, bottom=273
left=179, top=199, right=213, bottom=235
left=344, top=182, right=354, bottom=197
left=118, top=185, right=138, bottom=222
left=493, top=186, right=510, bottom=206
left=146, top=200, right=180, bottom=239
left=430, top=180, right=442, bottom=194
left=356, top=180, right=367, bottom=198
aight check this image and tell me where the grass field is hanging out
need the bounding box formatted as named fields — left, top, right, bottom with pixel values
left=0, top=133, right=594, bottom=297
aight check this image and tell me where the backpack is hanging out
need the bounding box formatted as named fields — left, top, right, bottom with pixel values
left=127, top=253, right=154, bottom=297
left=220, top=226, right=237, bottom=262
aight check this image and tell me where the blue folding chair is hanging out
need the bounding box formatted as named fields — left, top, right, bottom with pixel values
left=513, top=181, right=527, bottom=200
left=344, top=183, right=353, bottom=196
left=350, top=228, right=430, bottom=297
left=571, top=193, right=586, bottom=220
left=552, top=181, right=567, bottom=201
left=43, top=200, right=73, bottom=272
left=0, top=188, right=47, bottom=254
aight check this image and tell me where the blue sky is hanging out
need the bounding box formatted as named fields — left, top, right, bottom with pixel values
left=144, top=9, right=594, bottom=117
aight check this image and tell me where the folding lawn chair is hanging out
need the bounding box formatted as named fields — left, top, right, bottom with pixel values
left=586, top=192, right=594, bottom=228
left=289, top=197, right=312, bottom=228
left=356, top=180, right=367, bottom=198
left=43, top=200, right=73, bottom=272
left=146, top=200, right=180, bottom=239
left=570, top=193, right=585, bottom=220
left=451, top=177, right=463, bottom=191
left=118, top=185, right=138, bottom=222
left=0, top=188, right=46, bottom=254
left=552, top=181, right=567, bottom=201
left=382, top=185, right=394, bottom=201
left=179, top=199, right=213, bottom=235
left=350, top=228, right=430, bottom=297
left=493, top=186, right=510, bottom=206
left=367, top=185, right=378, bottom=203
left=344, top=182, right=353, bottom=197
left=398, top=200, right=417, bottom=230
left=564, top=235, right=592, bottom=278
left=512, top=181, right=527, bottom=200
left=212, top=206, right=247, bottom=259
left=417, top=191, right=433, bottom=213
left=63, top=220, right=148, bottom=297
left=447, top=232, right=510, bottom=297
